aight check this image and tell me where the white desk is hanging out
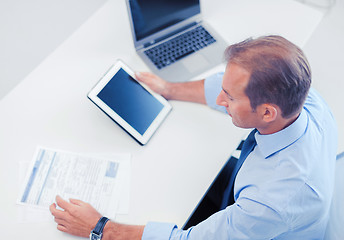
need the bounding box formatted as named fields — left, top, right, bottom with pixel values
left=0, top=0, right=323, bottom=238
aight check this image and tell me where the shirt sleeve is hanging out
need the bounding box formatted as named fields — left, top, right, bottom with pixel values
left=204, top=72, right=227, bottom=113
left=142, top=222, right=176, bottom=240
left=170, top=202, right=287, bottom=240
left=142, top=200, right=287, bottom=240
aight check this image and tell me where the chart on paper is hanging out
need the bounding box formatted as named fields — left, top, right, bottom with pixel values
left=18, top=147, right=131, bottom=218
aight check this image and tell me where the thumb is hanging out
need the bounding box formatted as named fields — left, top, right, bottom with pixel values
left=135, top=71, right=143, bottom=81
left=136, top=72, right=154, bottom=82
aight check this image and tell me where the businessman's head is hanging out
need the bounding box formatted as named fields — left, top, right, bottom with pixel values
left=217, top=35, right=311, bottom=133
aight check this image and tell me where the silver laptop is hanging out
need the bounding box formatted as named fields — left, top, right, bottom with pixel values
left=126, top=0, right=228, bottom=82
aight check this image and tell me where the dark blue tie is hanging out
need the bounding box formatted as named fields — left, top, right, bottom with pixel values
left=220, top=129, right=257, bottom=209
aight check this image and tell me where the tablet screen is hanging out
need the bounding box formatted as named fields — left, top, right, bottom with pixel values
left=97, top=68, right=164, bottom=135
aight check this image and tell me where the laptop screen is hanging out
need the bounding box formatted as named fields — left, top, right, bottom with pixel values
left=129, top=0, right=200, bottom=41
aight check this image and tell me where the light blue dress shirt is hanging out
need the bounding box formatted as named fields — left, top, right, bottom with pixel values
left=142, top=73, right=338, bottom=240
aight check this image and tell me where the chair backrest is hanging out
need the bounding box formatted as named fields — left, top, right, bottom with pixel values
left=324, top=152, right=344, bottom=240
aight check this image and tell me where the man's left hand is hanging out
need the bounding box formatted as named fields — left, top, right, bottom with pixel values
left=50, top=195, right=102, bottom=237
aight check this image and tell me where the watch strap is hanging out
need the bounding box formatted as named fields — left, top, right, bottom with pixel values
left=93, top=216, right=109, bottom=235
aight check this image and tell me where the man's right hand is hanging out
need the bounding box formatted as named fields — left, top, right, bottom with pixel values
left=135, top=71, right=206, bottom=104
left=135, top=72, right=172, bottom=99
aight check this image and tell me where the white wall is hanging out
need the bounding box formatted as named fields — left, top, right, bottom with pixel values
left=302, top=0, right=344, bottom=151
left=0, top=0, right=108, bottom=99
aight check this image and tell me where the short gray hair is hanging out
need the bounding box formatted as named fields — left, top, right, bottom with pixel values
left=224, top=35, right=311, bottom=118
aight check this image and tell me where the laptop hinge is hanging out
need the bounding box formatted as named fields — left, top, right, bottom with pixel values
left=143, top=22, right=198, bottom=48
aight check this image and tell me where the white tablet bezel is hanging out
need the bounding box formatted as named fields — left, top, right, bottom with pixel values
left=87, top=60, right=172, bottom=145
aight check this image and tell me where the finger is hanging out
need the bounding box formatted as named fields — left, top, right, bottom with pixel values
left=57, top=224, right=68, bottom=233
left=49, top=202, right=56, bottom=211
left=135, top=72, right=144, bottom=81
left=49, top=203, right=58, bottom=215
left=136, top=72, right=155, bottom=81
left=69, top=198, right=84, bottom=206
left=55, top=195, right=72, bottom=211
left=50, top=203, right=67, bottom=218
left=135, top=71, right=142, bottom=78
left=49, top=203, right=58, bottom=214
left=54, top=217, right=69, bottom=227
left=136, top=71, right=151, bottom=77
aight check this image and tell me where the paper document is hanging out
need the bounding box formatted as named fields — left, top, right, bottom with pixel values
left=17, top=147, right=131, bottom=219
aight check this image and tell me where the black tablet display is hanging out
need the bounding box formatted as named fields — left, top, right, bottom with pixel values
left=88, top=60, right=172, bottom=144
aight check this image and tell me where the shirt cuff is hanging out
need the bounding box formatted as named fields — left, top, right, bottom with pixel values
left=204, top=72, right=226, bottom=113
left=142, top=222, right=176, bottom=240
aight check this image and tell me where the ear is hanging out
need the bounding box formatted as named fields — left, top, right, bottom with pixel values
left=259, top=104, right=278, bottom=123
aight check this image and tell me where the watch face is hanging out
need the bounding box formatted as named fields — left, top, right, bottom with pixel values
left=90, top=232, right=102, bottom=240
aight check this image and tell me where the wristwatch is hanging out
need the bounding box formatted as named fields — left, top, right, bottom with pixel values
left=89, top=216, right=110, bottom=240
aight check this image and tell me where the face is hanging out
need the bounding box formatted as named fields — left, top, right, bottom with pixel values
left=216, top=63, right=261, bottom=129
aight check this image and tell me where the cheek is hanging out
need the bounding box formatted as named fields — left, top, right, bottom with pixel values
left=230, top=108, right=240, bottom=120
left=227, top=102, right=236, bottom=112
left=230, top=105, right=248, bottom=122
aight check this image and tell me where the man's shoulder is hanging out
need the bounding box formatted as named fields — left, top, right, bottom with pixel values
left=304, top=88, right=337, bottom=133
left=304, top=88, right=331, bottom=115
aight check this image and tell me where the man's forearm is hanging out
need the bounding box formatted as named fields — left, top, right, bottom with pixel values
left=164, top=79, right=206, bottom=104
left=103, top=221, right=145, bottom=240
left=135, top=72, right=206, bottom=104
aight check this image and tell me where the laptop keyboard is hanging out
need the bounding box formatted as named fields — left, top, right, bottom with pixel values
left=144, top=26, right=216, bottom=69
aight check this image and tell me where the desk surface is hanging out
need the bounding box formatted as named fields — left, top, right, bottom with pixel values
left=0, top=0, right=325, bottom=238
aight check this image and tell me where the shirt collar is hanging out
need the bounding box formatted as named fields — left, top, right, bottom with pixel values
left=255, top=109, right=308, bottom=159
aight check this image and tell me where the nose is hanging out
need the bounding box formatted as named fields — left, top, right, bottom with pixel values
left=216, top=90, right=228, bottom=107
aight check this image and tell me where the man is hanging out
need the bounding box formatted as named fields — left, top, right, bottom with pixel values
left=50, top=35, right=338, bottom=239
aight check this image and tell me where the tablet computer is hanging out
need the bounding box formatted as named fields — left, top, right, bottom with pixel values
left=88, top=60, right=172, bottom=145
